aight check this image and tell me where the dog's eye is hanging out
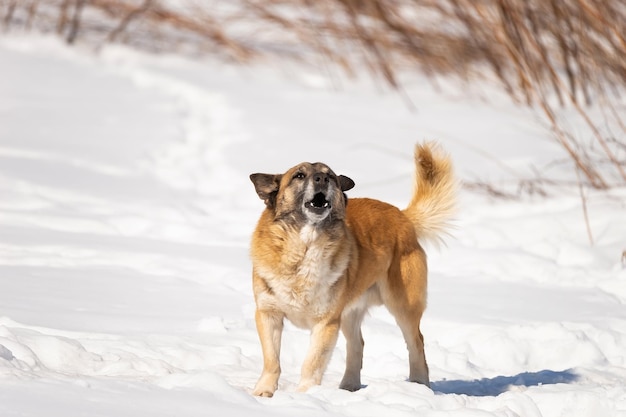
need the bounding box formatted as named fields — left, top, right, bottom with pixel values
left=293, top=172, right=305, bottom=180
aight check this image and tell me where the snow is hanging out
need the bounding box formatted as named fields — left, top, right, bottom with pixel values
left=1, top=35, right=626, bottom=417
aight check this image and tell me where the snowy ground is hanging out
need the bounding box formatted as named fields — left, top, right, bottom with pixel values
left=1, top=36, right=625, bottom=417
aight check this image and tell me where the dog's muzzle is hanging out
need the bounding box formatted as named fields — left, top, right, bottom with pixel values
left=303, top=172, right=333, bottom=218
left=304, top=191, right=331, bottom=214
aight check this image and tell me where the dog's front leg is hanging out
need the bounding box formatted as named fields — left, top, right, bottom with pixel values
left=297, top=317, right=340, bottom=392
left=253, top=309, right=284, bottom=397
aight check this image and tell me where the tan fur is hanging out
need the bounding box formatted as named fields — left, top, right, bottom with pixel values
left=403, top=142, right=457, bottom=245
left=249, top=143, right=456, bottom=397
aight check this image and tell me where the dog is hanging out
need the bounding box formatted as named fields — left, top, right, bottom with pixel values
left=249, top=142, right=455, bottom=397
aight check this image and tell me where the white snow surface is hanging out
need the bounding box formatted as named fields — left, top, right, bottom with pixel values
left=1, top=36, right=626, bottom=417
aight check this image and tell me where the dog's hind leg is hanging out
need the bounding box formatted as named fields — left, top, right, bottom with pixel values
left=383, top=250, right=430, bottom=387
left=398, top=313, right=429, bottom=387
left=339, top=304, right=367, bottom=391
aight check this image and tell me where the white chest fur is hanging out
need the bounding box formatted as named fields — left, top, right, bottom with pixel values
left=256, top=224, right=349, bottom=328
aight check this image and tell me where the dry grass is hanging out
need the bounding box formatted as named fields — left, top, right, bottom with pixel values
left=2, top=0, right=626, bottom=189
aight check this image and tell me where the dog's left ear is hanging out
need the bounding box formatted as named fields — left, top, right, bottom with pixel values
left=250, top=173, right=282, bottom=209
left=338, top=175, right=355, bottom=192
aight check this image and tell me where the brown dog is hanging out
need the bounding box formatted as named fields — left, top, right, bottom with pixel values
left=249, top=142, right=455, bottom=397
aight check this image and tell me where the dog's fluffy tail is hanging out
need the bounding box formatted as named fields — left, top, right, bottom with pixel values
left=402, top=142, right=457, bottom=246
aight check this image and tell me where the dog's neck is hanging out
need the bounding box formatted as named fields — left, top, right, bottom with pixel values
left=299, top=224, right=319, bottom=244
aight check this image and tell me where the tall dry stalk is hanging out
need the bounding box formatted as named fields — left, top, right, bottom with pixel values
left=3, top=0, right=625, bottom=189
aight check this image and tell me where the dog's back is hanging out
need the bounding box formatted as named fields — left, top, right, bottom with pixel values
left=348, top=142, right=455, bottom=252
left=342, top=142, right=456, bottom=299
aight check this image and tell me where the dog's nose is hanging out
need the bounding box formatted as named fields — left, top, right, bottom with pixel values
left=313, top=172, right=330, bottom=184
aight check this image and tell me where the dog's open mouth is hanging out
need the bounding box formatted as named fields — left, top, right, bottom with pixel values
left=304, top=192, right=331, bottom=213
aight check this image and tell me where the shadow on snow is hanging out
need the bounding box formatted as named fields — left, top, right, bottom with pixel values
left=432, top=369, right=579, bottom=397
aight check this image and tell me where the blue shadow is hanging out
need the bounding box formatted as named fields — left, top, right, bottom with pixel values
left=432, top=369, right=579, bottom=397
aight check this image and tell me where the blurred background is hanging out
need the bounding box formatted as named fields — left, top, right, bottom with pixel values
left=3, top=0, right=626, bottom=191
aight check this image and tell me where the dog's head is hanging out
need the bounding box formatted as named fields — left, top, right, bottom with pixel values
left=250, top=162, right=354, bottom=225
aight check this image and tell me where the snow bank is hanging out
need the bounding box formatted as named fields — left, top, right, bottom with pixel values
left=1, top=36, right=625, bottom=417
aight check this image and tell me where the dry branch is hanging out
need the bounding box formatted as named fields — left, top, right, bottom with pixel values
left=105, top=0, right=152, bottom=42
left=3, top=0, right=626, bottom=189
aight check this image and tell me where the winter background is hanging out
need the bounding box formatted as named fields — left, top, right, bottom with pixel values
left=1, top=31, right=626, bottom=416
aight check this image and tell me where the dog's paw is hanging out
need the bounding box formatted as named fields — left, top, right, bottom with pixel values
left=408, top=376, right=431, bottom=388
left=253, top=382, right=277, bottom=397
left=296, top=377, right=318, bottom=393
left=253, top=376, right=278, bottom=397
left=252, top=388, right=275, bottom=397
left=339, top=378, right=362, bottom=392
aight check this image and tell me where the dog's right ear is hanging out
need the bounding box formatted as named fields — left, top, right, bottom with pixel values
left=250, top=173, right=282, bottom=209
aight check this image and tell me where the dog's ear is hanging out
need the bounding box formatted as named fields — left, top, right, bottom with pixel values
left=250, top=173, right=282, bottom=209
left=338, top=175, right=355, bottom=192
